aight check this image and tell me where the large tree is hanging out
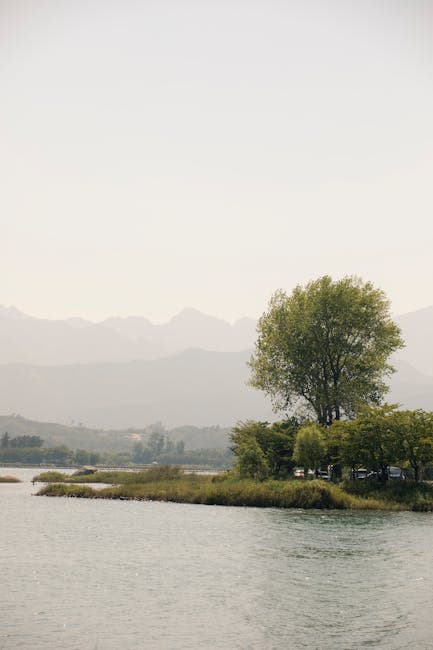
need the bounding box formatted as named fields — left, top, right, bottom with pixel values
left=249, top=276, right=403, bottom=425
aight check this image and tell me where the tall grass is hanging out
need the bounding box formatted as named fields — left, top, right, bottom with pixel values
left=38, top=476, right=395, bottom=510
left=35, top=466, right=433, bottom=511
left=33, top=466, right=183, bottom=484
left=0, top=475, right=21, bottom=483
left=342, top=479, right=433, bottom=512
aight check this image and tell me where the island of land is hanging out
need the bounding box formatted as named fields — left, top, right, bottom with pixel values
left=34, top=467, right=433, bottom=512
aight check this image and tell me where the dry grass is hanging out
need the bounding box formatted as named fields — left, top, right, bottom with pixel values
left=37, top=473, right=401, bottom=510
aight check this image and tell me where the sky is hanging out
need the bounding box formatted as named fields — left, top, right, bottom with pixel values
left=1, top=0, right=433, bottom=323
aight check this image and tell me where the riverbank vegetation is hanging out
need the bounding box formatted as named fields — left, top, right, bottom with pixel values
left=31, top=277, right=433, bottom=512
left=35, top=467, right=433, bottom=511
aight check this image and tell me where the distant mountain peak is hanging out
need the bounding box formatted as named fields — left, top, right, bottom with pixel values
left=0, top=305, right=29, bottom=319
left=168, top=307, right=222, bottom=322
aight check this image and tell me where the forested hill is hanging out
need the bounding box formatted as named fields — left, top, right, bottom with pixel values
left=0, top=414, right=230, bottom=452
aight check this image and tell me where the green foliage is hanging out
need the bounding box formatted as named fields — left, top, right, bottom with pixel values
left=293, top=423, right=326, bottom=472
left=386, top=409, right=433, bottom=482
left=236, top=437, right=270, bottom=480
left=33, top=471, right=68, bottom=482
left=36, top=473, right=391, bottom=510
left=330, top=404, right=400, bottom=474
left=0, top=444, right=73, bottom=465
left=37, top=463, right=433, bottom=511
left=329, top=406, right=433, bottom=484
left=39, top=483, right=96, bottom=498
left=33, top=465, right=185, bottom=484
left=9, top=435, right=43, bottom=448
left=249, top=276, right=403, bottom=424
left=342, top=479, right=433, bottom=511
left=230, top=419, right=298, bottom=479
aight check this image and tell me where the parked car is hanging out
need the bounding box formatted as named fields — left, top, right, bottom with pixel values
left=388, top=466, right=406, bottom=480
left=293, top=468, right=314, bottom=478
left=366, top=467, right=406, bottom=481
left=316, top=470, right=330, bottom=480
left=352, top=468, right=368, bottom=480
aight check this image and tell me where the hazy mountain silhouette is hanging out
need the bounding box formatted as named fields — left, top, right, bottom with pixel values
left=1, top=304, right=433, bottom=430
left=0, top=306, right=257, bottom=365
left=395, top=306, right=433, bottom=376
left=0, top=350, right=431, bottom=429
left=1, top=304, right=432, bottom=376
left=0, top=350, right=274, bottom=428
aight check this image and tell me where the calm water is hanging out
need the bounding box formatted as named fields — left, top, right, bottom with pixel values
left=1, top=468, right=433, bottom=649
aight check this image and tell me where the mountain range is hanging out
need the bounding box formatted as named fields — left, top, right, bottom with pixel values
left=0, top=304, right=432, bottom=428
left=0, top=306, right=256, bottom=365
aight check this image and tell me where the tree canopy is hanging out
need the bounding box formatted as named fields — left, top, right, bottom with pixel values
left=249, top=276, right=404, bottom=425
left=292, top=423, right=326, bottom=473
left=230, top=419, right=299, bottom=479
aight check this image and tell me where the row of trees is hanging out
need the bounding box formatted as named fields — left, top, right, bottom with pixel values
left=1, top=433, right=44, bottom=448
left=132, top=433, right=185, bottom=463
left=0, top=443, right=100, bottom=466
left=231, top=407, right=433, bottom=483
left=132, top=433, right=232, bottom=468
left=0, top=431, right=232, bottom=469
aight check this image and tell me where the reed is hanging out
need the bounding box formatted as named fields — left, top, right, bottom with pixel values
left=0, top=475, right=21, bottom=483
left=33, top=466, right=184, bottom=484
left=37, top=475, right=402, bottom=510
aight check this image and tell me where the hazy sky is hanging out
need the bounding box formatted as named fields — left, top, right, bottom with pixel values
left=1, top=0, right=433, bottom=322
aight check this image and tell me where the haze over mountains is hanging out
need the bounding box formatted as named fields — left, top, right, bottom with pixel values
left=0, top=306, right=257, bottom=365
left=0, top=305, right=432, bottom=428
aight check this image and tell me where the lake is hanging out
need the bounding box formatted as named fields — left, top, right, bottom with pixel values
left=1, top=467, right=433, bottom=649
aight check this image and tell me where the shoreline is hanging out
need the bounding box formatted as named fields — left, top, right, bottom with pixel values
left=34, top=469, right=433, bottom=512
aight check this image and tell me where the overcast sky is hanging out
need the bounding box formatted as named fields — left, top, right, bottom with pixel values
left=1, top=0, right=432, bottom=323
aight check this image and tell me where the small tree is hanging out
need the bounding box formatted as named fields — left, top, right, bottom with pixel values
left=236, top=438, right=270, bottom=480
left=393, top=410, right=433, bottom=482
left=331, top=405, right=399, bottom=480
left=231, top=419, right=298, bottom=478
left=148, top=432, right=165, bottom=458
left=292, top=423, right=326, bottom=476
left=132, top=441, right=144, bottom=463
left=175, top=440, right=185, bottom=455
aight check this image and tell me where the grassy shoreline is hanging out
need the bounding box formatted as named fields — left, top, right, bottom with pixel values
left=34, top=467, right=433, bottom=511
